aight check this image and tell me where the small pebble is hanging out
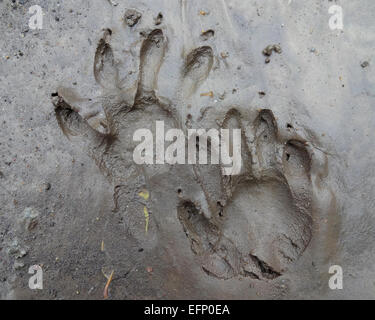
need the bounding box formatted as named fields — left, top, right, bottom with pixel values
left=124, top=9, right=142, bottom=27
left=14, top=261, right=25, bottom=270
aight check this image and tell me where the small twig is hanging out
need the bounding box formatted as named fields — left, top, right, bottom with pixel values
left=103, top=270, right=114, bottom=299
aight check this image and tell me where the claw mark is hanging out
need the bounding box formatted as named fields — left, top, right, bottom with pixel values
left=107, top=0, right=118, bottom=6
left=220, top=0, right=234, bottom=29
left=200, top=29, right=215, bottom=41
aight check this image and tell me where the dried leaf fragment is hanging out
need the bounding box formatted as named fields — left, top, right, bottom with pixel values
left=139, top=190, right=149, bottom=201
left=144, top=207, right=149, bottom=234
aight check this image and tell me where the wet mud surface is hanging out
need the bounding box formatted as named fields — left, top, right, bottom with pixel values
left=1, top=0, right=375, bottom=299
